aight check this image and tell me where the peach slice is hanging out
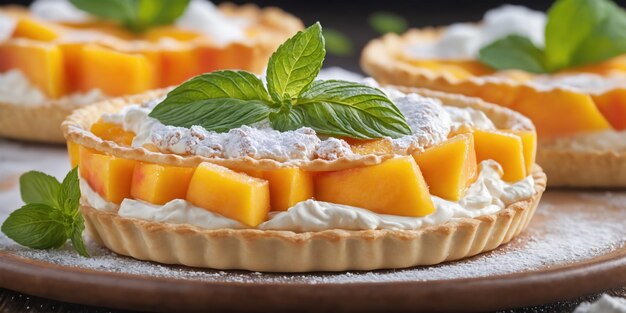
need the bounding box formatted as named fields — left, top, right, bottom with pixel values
left=58, top=43, right=85, bottom=92
left=12, top=17, right=61, bottom=41
left=79, top=146, right=136, bottom=204
left=130, top=162, right=195, bottom=205
left=346, top=138, right=393, bottom=155
left=157, top=46, right=201, bottom=87
left=315, top=156, right=435, bottom=217
left=142, top=26, right=202, bottom=42
left=67, top=141, right=80, bottom=168
left=263, top=168, right=315, bottom=211
left=90, top=120, right=135, bottom=146
left=187, top=162, right=270, bottom=227
left=592, top=89, right=626, bottom=130
left=413, top=134, right=477, bottom=201
left=503, top=130, right=537, bottom=175
left=0, top=40, right=66, bottom=98
left=78, top=44, right=156, bottom=96
left=473, top=129, right=526, bottom=182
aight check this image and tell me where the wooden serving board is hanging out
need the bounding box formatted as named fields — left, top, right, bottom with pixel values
left=1, top=190, right=625, bottom=313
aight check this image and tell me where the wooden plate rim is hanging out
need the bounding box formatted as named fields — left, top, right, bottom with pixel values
left=0, top=246, right=624, bottom=313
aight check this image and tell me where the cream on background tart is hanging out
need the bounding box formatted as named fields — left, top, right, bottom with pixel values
left=0, top=0, right=302, bottom=143
left=61, top=24, right=546, bottom=272
left=361, top=0, right=626, bottom=187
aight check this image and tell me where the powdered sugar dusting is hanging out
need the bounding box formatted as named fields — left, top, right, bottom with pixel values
left=1, top=190, right=624, bottom=283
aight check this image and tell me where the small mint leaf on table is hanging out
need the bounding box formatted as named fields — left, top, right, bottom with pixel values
left=368, top=12, right=408, bottom=34
left=2, top=167, right=88, bottom=257
left=266, top=22, right=325, bottom=103
left=1, top=203, right=68, bottom=250
left=478, top=35, right=547, bottom=73
left=20, top=171, right=61, bottom=209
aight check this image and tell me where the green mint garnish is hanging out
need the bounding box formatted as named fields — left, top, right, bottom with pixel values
left=1, top=168, right=89, bottom=257
left=479, top=0, right=626, bottom=73
left=149, top=22, right=412, bottom=140
left=368, top=12, right=409, bottom=35
left=69, top=0, right=190, bottom=33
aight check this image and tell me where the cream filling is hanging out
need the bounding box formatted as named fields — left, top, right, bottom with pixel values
left=102, top=81, right=495, bottom=161
left=0, top=69, right=107, bottom=106
left=0, top=12, right=16, bottom=42
left=408, top=5, right=546, bottom=60
left=80, top=160, right=535, bottom=232
left=541, top=130, right=626, bottom=153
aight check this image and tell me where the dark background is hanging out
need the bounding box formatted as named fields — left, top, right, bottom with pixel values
left=4, top=0, right=626, bottom=71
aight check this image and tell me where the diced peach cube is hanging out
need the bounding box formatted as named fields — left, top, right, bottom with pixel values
left=67, top=141, right=80, bottom=168
left=473, top=129, right=526, bottom=182
left=186, top=162, right=270, bottom=227
left=263, top=168, right=314, bottom=211
left=315, top=156, right=435, bottom=217
left=12, top=17, right=61, bottom=41
left=131, top=162, right=195, bottom=205
left=0, top=40, right=66, bottom=98
left=503, top=130, right=537, bottom=175
left=78, top=44, right=156, bottom=96
left=413, top=134, right=477, bottom=201
left=90, top=120, right=135, bottom=146
left=79, top=146, right=136, bottom=204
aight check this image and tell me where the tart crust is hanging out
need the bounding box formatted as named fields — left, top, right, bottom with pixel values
left=0, top=3, right=302, bottom=144
left=64, top=87, right=546, bottom=272
left=361, top=30, right=626, bottom=188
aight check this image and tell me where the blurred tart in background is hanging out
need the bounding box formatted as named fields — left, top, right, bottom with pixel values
left=0, top=0, right=302, bottom=143
left=362, top=0, right=626, bottom=187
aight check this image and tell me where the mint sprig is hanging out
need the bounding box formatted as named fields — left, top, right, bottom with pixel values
left=1, top=168, right=89, bottom=257
left=149, top=23, right=411, bottom=140
left=478, top=0, right=626, bottom=73
left=69, top=0, right=190, bottom=33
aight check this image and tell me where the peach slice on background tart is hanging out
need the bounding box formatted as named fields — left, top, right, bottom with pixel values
left=55, top=24, right=545, bottom=271
left=361, top=0, right=626, bottom=187
left=0, top=1, right=303, bottom=143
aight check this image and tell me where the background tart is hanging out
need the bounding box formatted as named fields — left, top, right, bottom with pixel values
left=361, top=28, right=626, bottom=187
left=62, top=88, right=546, bottom=272
left=0, top=3, right=302, bottom=143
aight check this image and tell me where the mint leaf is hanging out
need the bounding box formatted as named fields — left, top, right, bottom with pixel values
left=70, top=214, right=89, bottom=257
left=271, top=80, right=412, bottom=139
left=151, top=98, right=271, bottom=132
left=20, top=171, right=61, bottom=209
left=478, top=35, right=547, bottom=73
left=152, top=71, right=270, bottom=110
left=368, top=12, right=408, bottom=34
left=70, top=0, right=190, bottom=33
left=3, top=168, right=87, bottom=257
left=323, top=28, right=354, bottom=56
left=59, top=168, right=80, bottom=215
left=544, top=0, right=612, bottom=70
left=569, top=3, right=626, bottom=67
left=266, top=22, right=325, bottom=103
left=1, top=203, right=68, bottom=250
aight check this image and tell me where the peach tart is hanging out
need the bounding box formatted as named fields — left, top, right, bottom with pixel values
left=61, top=24, right=546, bottom=271
left=0, top=0, right=302, bottom=143
left=362, top=1, right=626, bottom=187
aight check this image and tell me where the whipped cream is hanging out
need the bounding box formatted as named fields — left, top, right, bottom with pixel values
left=0, top=13, right=16, bottom=42
left=30, top=0, right=91, bottom=23
left=532, top=73, right=626, bottom=94
left=409, top=5, right=546, bottom=59
left=0, top=69, right=106, bottom=106
left=104, top=79, right=496, bottom=161
left=541, top=130, right=626, bottom=152
left=175, top=0, right=247, bottom=45
left=81, top=160, right=535, bottom=232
